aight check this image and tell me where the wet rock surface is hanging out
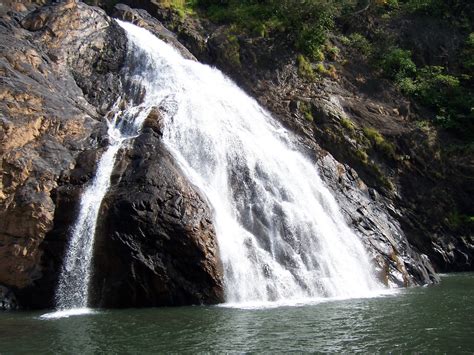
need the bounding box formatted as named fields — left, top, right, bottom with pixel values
left=0, top=285, right=18, bottom=310
left=93, top=118, right=224, bottom=307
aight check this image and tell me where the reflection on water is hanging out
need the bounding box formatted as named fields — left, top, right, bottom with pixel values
left=1, top=274, right=473, bottom=353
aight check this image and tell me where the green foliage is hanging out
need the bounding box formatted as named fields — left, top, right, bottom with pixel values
left=363, top=127, right=397, bottom=158
left=446, top=212, right=474, bottom=229
left=159, top=0, right=198, bottom=17
left=462, top=33, right=474, bottom=74
left=224, top=33, right=241, bottom=67
left=313, top=48, right=325, bottom=62
left=347, top=33, right=373, bottom=57
left=340, top=116, right=356, bottom=133
left=297, top=55, right=316, bottom=81
left=404, top=67, right=472, bottom=138
left=378, top=46, right=473, bottom=140
left=299, top=101, right=314, bottom=122
left=315, top=63, right=327, bottom=74
left=194, top=0, right=473, bottom=142
left=195, top=0, right=346, bottom=59
left=313, top=63, right=337, bottom=79
left=327, top=64, right=337, bottom=78
left=380, top=48, right=417, bottom=80
left=400, top=66, right=459, bottom=107
left=355, top=148, right=369, bottom=163
left=325, top=45, right=340, bottom=60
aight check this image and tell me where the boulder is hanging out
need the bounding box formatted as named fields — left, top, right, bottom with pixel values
left=92, top=125, right=224, bottom=307
left=0, top=285, right=18, bottom=310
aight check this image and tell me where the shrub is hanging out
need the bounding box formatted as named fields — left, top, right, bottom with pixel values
left=378, top=47, right=473, bottom=140
left=297, top=54, right=316, bottom=81
left=363, top=127, right=396, bottom=158
left=397, top=66, right=473, bottom=136
left=299, top=101, right=314, bottom=122
left=380, top=47, right=417, bottom=80
left=325, top=45, right=340, bottom=60
left=446, top=212, right=474, bottom=229
left=196, top=0, right=341, bottom=59
left=224, top=33, right=241, bottom=67
left=159, top=0, right=198, bottom=17
left=341, top=116, right=356, bottom=133
left=403, top=66, right=459, bottom=105
left=348, top=33, right=373, bottom=57
left=462, top=33, right=474, bottom=74
left=315, top=63, right=327, bottom=74
left=355, top=148, right=369, bottom=163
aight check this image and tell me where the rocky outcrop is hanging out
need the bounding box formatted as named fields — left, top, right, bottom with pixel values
left=91, top=112, right=224, bottom=307
left=1, top=0, right=469, bottom=309
left=316, top=154, right=437, bottom=286
left=0, top=0, right=123, bottom=298
left=0, top=285, right=18, bottom=310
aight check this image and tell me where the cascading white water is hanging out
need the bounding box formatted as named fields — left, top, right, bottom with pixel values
left=53, top=30, right=155, bottom=311
left=118, top=21, right=382, bottom=306
left=55, top=132, right=122, bottom=310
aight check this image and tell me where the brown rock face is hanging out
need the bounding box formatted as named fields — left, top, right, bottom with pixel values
left=0, top=1, right=126, bottom=304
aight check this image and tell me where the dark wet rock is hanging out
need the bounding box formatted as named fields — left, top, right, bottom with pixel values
left=0, top=285, right=18, bottom=310
left=142, top=106, right=164, bottom=136
left=316, top=154, right=438, bottom=286
left=92, top=125, right=224, bottom=307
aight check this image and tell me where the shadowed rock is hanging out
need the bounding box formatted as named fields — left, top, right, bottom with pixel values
left=92, top=112, right=224, bottom=307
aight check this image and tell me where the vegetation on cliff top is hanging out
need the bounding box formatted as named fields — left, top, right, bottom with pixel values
left=162, top=0, right=473, bottom=143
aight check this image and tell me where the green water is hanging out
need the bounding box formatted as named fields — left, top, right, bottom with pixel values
left=1, top=273, right=473, bottom=353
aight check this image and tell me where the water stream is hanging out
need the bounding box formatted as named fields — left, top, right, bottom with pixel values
left=53, top=30, right=156, bottom=312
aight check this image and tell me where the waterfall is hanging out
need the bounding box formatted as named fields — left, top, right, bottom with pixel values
left=117, top=21, right=382, bottom=306
left=55, top=135, right=122, bottom=310
left=53, top=30, right=154, bottom=311
left=52, top=18, right=382, bottom=313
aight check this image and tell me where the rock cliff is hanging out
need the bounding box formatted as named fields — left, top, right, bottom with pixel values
left=0, top=0, right=115, bottom=307
left=92, top=113, right=223, bottom=307
left=0, top=0, right=223, bottom=309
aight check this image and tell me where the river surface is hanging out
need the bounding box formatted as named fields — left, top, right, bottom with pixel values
left=1, top=273, right=473, bottom=353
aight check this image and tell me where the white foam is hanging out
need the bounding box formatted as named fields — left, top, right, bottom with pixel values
left=39, top=308, right=97, bottom=319
left=220, top=288, right=400, bottom=310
